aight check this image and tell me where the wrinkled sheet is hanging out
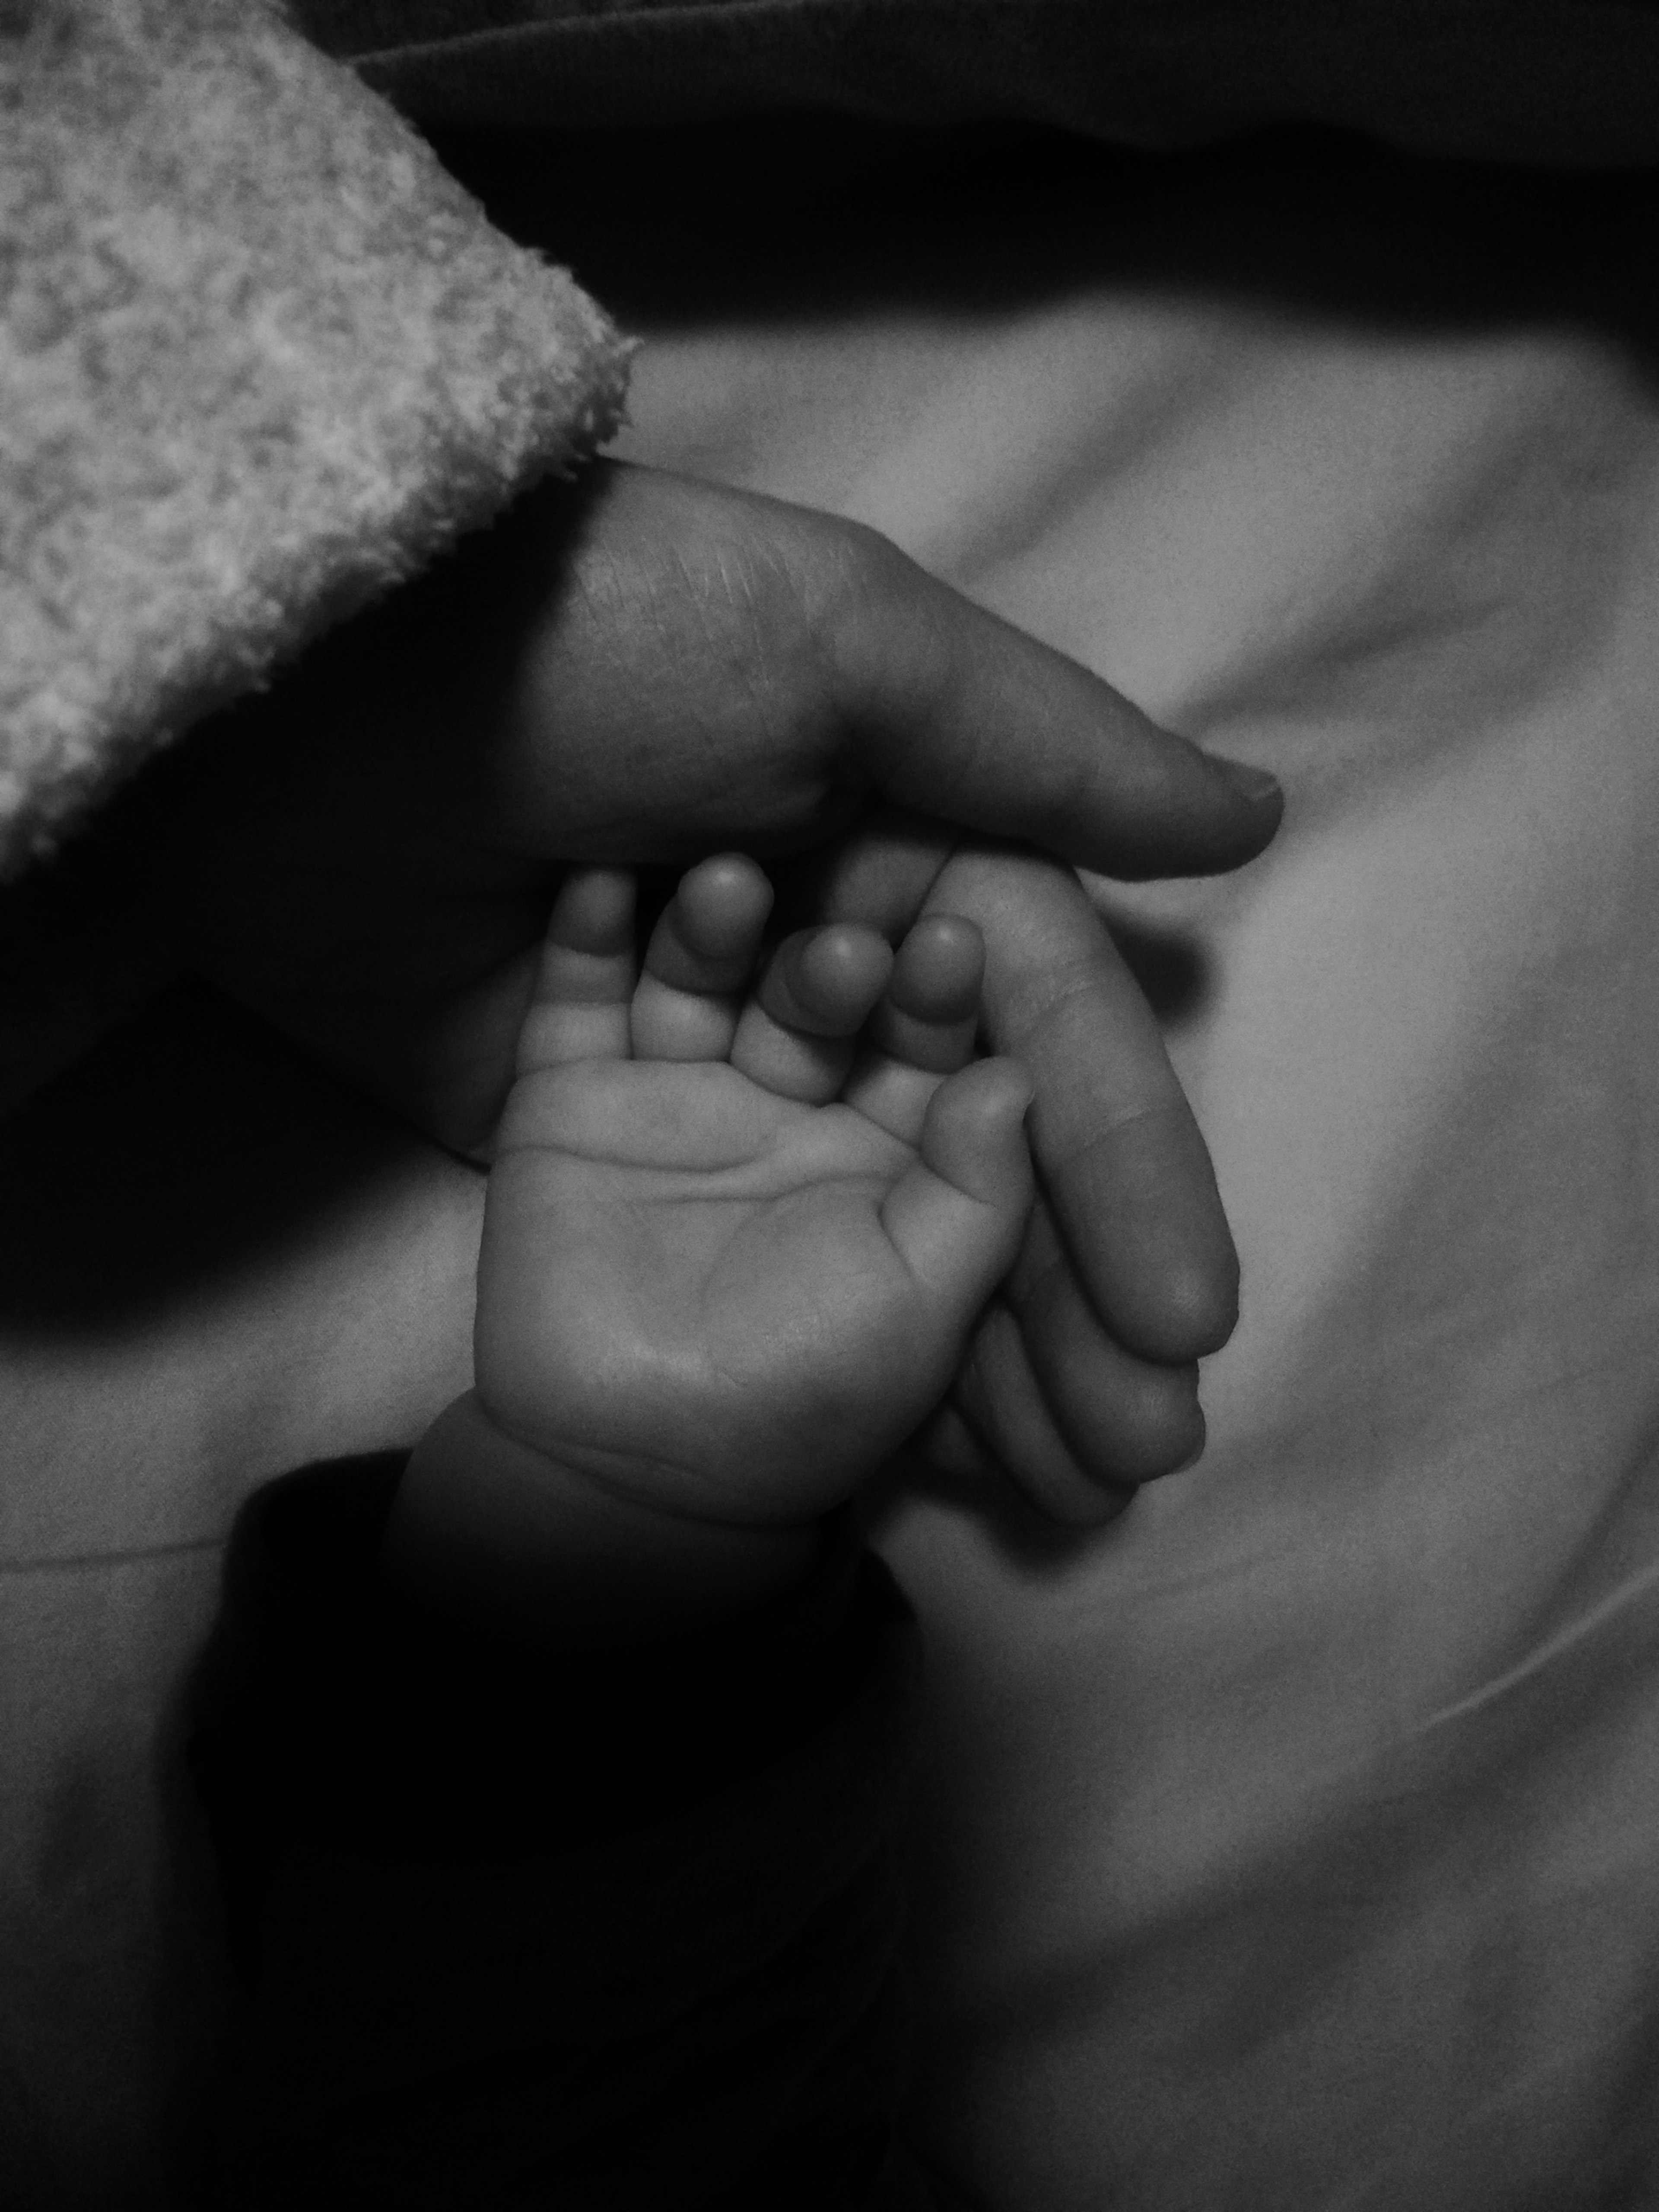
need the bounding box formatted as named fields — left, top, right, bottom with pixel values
left=3, top=123, right=1658, bottom=2209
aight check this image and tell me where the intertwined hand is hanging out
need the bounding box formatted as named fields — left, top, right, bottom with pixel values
left=122, top=460, right=1281, bottom=1511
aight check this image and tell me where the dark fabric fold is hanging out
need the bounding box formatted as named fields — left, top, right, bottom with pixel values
left=295, top=0, right=1659, bottom=167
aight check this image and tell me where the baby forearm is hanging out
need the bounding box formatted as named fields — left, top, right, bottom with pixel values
left=379, top=1392, right=824, bottom=1647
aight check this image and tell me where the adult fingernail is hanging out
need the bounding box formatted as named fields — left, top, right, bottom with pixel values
left=1214, top=756, right=1281, bottom=803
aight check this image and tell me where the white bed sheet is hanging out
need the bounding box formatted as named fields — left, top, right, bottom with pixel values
left=3, top=126, right=1657, bottom=2208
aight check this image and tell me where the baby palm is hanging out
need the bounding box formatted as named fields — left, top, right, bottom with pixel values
left=480, top=1055, right=995, bottom=1526
left=471, top=858, right=1032, bottom=1530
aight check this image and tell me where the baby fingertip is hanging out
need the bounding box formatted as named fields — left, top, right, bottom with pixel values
left=890, top=911, right=984, bottom=1021
left=673, top=852, right=775, bottom=961
left=548, top=866, right=636, bottom=953
left=969, top=1054, right=1036, bottom=1122
left=919, top=1056, right=1036, bottom=1212
left=766, top=922, right=894, bottom=1036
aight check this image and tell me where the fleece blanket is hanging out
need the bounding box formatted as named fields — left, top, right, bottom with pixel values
left=3, top=114, right=1659, bottom=2211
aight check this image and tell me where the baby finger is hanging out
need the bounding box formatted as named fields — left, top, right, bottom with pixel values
left=729, top=923, right=893, bottom=1101
left=632, top=853, right=773, bottom=1062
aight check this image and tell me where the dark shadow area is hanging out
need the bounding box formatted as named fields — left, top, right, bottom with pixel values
left=0, top=981, right=445, bottom=1337
left=432, top=114, right=1659, bottom=388
left=1102, top=912, right=1213, bottom=1030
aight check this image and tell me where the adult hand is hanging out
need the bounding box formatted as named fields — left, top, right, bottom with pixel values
left=800, top=826, right=1240, bottom=1519
left=120, top=459, right=1281, bottom=1509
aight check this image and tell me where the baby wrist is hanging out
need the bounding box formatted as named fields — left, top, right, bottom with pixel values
left=378, top=1392, right=823, bottom=1647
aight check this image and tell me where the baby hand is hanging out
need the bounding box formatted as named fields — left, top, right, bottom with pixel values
left=475, top=855, right=1034, bottom=1530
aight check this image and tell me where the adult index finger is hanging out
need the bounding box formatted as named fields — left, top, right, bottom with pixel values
left=826, top=538, right=1282, bottom=883
left=929, top=845, right=1239, bottom=1368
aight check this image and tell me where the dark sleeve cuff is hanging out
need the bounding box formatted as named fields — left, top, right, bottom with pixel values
left=189, top=1455, right=932, bottom=2208
left=191, top=1450, right=906, bottom=1853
